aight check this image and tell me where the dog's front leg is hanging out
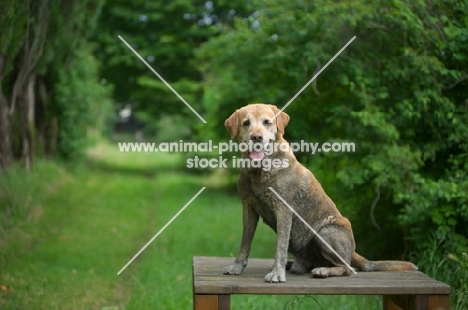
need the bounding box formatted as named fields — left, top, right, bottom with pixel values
left=265, top=208, right=292, bottom=283
left=224, top=201, right=259, bottom=275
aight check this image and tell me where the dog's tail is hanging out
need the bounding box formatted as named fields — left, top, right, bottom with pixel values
left=351, top=252, right=418, bottom=271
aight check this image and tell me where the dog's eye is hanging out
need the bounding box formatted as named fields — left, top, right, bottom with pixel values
left=243, top=120, right=250, bottom=126
left=263, top=119, right=272, bottom=126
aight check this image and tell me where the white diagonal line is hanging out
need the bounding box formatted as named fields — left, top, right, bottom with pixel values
left=118, top=35, right=207, bottom=124
left=268, top=187, right=357, bottom=274
left=117, top=187, right=206, bottom=275
left=276, top=36, right=357, bottom=118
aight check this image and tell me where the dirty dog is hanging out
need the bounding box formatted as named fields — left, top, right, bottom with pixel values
left=223, top=103, right=417, bottom=282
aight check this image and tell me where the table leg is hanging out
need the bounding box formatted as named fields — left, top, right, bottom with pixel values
left=194, top=294, right=231, bottom=310
left=383, top=294, right=450, bottom=310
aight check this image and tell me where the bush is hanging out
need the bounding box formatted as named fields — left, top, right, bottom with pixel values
left=54, top=45, right=113, bottom=159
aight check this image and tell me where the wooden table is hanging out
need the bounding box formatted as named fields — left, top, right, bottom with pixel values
left=193, top=256, right=451, bottom=310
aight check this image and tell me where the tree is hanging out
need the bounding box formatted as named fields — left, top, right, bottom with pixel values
left=95, top=0, right=251, bottom=134
left=0, top=0, right=48, bottom=171
left=0, top=0, right=110, bottom=170
left=42, top=0, right=110, bottom=159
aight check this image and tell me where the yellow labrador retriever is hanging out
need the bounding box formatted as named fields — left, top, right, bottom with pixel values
left=223, top=103, right=417, bottom=282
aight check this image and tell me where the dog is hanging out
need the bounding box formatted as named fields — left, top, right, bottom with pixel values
left=223, top=103, right=417, bottom=282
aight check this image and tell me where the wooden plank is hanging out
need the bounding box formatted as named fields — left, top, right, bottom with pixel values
left=193, top=257, right=451, bottom=296
left=416, top=295, right=428, bottom=310
left=218, top=295, right=230, bottom=310
left=194, top=295, right=218, bottom=310
left=428, top=295, right=450, bottom=310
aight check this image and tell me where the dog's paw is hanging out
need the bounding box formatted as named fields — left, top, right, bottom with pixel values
left=223, top=264, right=244, bottom=275
left=265, top=267, right=286, bottom=283
left=311, top=267, right=330, bottom=278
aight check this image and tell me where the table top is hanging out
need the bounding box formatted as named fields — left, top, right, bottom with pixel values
left=193, top=256, right=451, bottom=295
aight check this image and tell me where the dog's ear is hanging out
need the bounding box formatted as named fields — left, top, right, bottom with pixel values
left=224, top=110, right=239, bottom=139
left=272, top=106, right=290, bottom=135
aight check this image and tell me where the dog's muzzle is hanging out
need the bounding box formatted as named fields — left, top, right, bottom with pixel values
left=249, top=133, right=270, bottom=161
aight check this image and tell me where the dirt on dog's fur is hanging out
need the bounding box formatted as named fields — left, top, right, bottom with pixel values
left=223, top=103, right=417, bottom=282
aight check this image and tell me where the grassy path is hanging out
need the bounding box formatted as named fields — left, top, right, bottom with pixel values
left=0, top=142, right=381, bottom=309
left=1, top=161, right=158, bottom=308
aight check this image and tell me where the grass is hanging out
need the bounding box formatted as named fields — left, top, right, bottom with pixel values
left=412, top=239, right=468, bottom=310
left=0, top=141, right=384, bottom=309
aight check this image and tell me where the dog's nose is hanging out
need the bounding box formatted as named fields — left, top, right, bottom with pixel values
left=250, top=133, right=263, bottom=141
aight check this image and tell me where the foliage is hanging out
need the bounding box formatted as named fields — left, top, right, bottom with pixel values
left=0, top=0, right=111, bottom=168
left=54, top=46, right=113, bottom=159
left=94, top=0, right=251, bottom=131
left=154, top=114, right=193, bottom=142
left=44, top=0, right=111, bottom=159
left=414, top=237, right=468, bottom=308
left=0, top=0, right=27, bottom=73
left=197, top=0, right=468, bottom=300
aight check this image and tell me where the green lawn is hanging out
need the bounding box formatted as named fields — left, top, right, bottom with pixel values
left=0, top=141, right=381, bottom=309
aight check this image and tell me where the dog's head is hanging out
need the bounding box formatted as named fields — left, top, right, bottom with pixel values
left=224, top=104, right=290, bottom=161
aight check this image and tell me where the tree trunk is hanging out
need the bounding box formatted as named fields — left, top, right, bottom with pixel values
left=0, top=55, right=12, bottom=172
left=35, top=75, right=47, bottom=158
left=48, top=117, right=58, bottom=157
left=19, top=73, right=36, bottom=170
left=0, top=92, right=12, bottom=172
left=5, top=0, right=49, bottom=170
